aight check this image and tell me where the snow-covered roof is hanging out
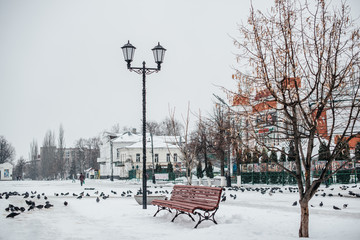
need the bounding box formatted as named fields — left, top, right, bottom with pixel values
left=124, top=135, right=179, bottom=149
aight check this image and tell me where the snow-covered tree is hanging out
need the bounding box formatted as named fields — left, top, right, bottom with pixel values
left=231, top=0, right=360, bottom=237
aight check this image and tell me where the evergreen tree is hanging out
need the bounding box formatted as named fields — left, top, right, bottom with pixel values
left=336, top=140, right=350, bottom=160
left=270, top=150, right=277, bottom=162
left=261, top=148, right=269, bottom=163
left=196, top=161, right=204, bottom=179
left=318, top=141, right=330, bottom=161
left=246, top=149, right=252, bottom=163
left=155, top=163, right=162, bottom=173
left=206, top=161, right=214, bottom=178
left=288, top=141, right=296, bottom=162
left=69, top=159, right=76, bottom=178
left=355, top=141, right=360, bottom=161
left=280, top=147, right=286, bottom=162
left=252, top=147, right=259, bottom=163
left=167, top=162, right=173, bottom=173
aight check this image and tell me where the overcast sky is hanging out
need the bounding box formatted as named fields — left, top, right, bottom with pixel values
left=1, top=0, right=359, bottom=160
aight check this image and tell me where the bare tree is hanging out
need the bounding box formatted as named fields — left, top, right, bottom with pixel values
left=207, top=103, right=231, bottom=177
left=169, top=103, right=197, bottom=185
left=161, top=117, right=183, bottom=136
left=193, top=111, right=211, bottom=177
left=146, top=121, right=162, bottom=135
left=13, top=157, right=26, bottom=180
left=86, top=137, right=101, bottom=169
left=41, top=130, right=57, bottom=179
left=75, top=138, right=86, bottom=174
left=57, top=124, right=66, bottom=179
left=111, top=123, right=121, bottom=133
left=232, top=0, right=360, bottom=237
left=28, top=139, right=39, bottom=180
left=0, top=135, right=15, bottom=164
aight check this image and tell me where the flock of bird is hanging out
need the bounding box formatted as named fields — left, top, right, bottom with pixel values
left=1, top=188, right=136, bottom=219
left=1, top=185, right=171, bottom=219
left=1, top=191, right=54, bottom=218
left=2, top=184, right=359, bottom=219
left=220, top=184, right=359, bottom=212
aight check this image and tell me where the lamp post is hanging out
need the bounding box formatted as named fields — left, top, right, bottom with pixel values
left=107, top=133, right=117, bottom=181
left=121, top=41, right=166, bottom=209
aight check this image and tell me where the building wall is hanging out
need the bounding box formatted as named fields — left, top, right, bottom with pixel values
left=0, top=162, right=13, bottom=181
left=97, top=133, right=183, bottom=179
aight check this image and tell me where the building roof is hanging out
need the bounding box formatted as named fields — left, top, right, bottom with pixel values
left=124, top=135, right=180, bottom=149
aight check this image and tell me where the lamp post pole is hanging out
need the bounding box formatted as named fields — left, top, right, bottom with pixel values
left=110, top=139, right=114, bottom=181
left=121, top=41, right=166, bottom=209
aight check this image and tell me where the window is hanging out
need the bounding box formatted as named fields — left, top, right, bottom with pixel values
left=166, top=153, right=170, bottom=162
left=155, top=154, right=159, bottom=163
left=116, top=149, right=120, bottom=159
left=174, top=153, right=177, bottom=162
left=121, top=153, right=126, bottom=162
left=136, top=154, right=140, bottom=162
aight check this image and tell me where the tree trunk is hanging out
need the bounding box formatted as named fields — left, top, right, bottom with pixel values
left=299, top=200, right=309, bottom=238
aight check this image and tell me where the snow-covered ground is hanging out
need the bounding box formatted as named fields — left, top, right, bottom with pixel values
left=1, top=180, right=359, bottom=240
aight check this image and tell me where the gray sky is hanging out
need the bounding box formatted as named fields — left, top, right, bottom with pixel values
left=1, top=0, right=359, bottom=160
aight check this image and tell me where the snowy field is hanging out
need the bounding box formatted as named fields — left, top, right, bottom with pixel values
left=1, top=180, right=360, bottom=240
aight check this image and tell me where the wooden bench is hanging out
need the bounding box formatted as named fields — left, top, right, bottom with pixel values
left=152, top=185, right=223, bottom=228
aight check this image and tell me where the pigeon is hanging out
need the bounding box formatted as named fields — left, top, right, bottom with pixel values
left=221, top=196, right=226, bottom=202
left=36, top=205, right=44, bottom=209
left=25, top=200, right=34, bottom=206
left=28, top=205, right=35, bottom=211
left=20, top=207, right=25, bottom=212
left=343, top=204, right=348, bottom=209
left=44, top=203, right=53, bottom=209
left=96, top=197, right=100, bottom=203
left=292, top=201, right=297, bottom=206
left=333, top=205, right=341, bottom=210
left=6, top=212, right=20, bottom=218
left=77, top=195, right=82, bottom=200
left=64, top=201, right=68, bottom=206
left=319, top=201, right=323, bottom=207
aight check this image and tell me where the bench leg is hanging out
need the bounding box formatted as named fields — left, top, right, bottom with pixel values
left=171, top=210, right=195, bottom=222
left=153, top=206, right=172, bottom=217
left=194, top=208, right=219, bottom=228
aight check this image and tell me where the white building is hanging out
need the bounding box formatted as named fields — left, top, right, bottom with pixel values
left=97, top=132, right=183, bottom=179
left=0, top=162, right=13, bottom=181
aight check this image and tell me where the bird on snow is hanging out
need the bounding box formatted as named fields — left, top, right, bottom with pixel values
left=319, top=201, right=323, bottom=207
left=64, top=201, right=68, bottom=206
left=343, top=204, right=348, bottom=209
left=44, top=203, right=53, bottom=209
left=333, top=205, right=341, bottom=210
left=77, top=195, right=82, bottom=200
left=6, top=212, right=20, bottom=218
left=36, top=205, right=44, bottom=210
left=96, top=197, right=100, bottom=203
left=221, top=196, right=226, bottom=202
left=292, top=201, right=297, bottom=206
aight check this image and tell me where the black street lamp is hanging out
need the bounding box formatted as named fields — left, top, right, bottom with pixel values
left=121, top=40, right=166, bottom=209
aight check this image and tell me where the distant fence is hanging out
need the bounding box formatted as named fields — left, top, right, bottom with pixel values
left=236, top=161, right=359, bottom=185
left=127, top=161, right=359, bottom=186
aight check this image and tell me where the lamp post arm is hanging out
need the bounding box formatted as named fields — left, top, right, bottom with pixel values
left=127, top=62, right=160, bottom=75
